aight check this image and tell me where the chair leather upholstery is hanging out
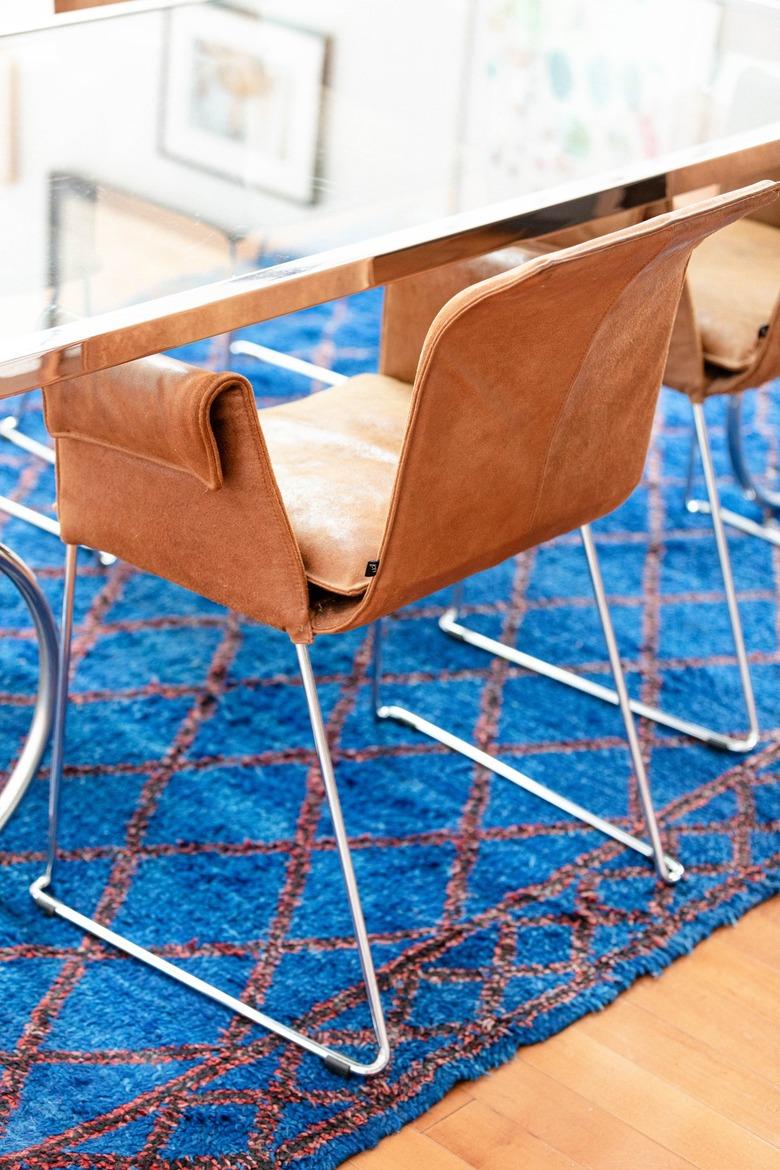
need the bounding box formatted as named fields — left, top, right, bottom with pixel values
left=685, top=217, right=779, bottom=371
left=662, top=160, right=780, bottom=399
left=477, top=191, right=780, bottom=398
left=46, top=354, right=313, bottom=643
left=43, top=182, right=778, bottom=644
left=262, top=374, right=412, bottom=595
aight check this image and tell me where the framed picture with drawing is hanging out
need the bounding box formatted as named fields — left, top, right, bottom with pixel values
left=160, top=5, right=327, bottom=204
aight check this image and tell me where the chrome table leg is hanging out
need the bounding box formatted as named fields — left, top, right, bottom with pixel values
left=0, top=542, right=58, bottom=830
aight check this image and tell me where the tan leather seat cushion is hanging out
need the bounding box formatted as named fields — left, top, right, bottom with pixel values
left=261, top=374, right=413, bottom=595
left=687, top=217, right=779, bottom=371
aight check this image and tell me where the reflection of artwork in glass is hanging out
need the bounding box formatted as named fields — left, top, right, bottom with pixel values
left=161, top=7, right=326, bottom=204
left=459, top=0, right=721, bottom=205
left=188, top=39, right=288, bottom=160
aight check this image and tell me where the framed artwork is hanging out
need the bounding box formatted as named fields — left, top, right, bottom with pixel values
left=160, top=5, right=327, bottom=204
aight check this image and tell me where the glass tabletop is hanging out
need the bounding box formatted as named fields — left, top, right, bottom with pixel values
left=0, top=0, right=779, bottom=383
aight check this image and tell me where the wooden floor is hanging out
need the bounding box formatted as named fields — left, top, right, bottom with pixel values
left=348, top=896, right=780, bottom=1170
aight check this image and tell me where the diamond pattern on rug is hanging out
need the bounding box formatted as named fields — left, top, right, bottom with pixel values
left=0, top=287, right=777, bottom=1169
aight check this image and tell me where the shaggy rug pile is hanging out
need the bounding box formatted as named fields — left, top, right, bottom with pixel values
left=0, top=289, right=777, bottom=1168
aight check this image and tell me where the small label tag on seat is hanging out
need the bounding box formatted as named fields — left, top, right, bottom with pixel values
left=365, top=560, right=379, bottom=577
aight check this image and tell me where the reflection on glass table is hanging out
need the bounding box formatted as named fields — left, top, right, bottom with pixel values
left=0, top=0, right=779, bottom=361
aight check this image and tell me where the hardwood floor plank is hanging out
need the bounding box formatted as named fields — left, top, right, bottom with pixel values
left=413, top=1085, right=474, bottom=1132
left=639, top=929, right=780, bottom=1024
left=712, top=904, right=780, bottom=970
left=348, top=1127, right=475, bottom=1169
left=522, top=1026, right=779, bottom=1170
left=752, top=896, right=778, bottom=924
left=470, top=1058, right=696, bottom=1170
left=578, top=996, right=780, bottom=1145
left=625, top=967, right=780, bottom=1082
left=427, top=1099, right=585, bottom=1170
left=681, top=943, right=780, bottom=1022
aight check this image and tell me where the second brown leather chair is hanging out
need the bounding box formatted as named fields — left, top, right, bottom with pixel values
left=426, top=194, right=780, bottom=755
left=33, top=181, right=777, bottom=1075
left=665, top=189, right=780, bottom=545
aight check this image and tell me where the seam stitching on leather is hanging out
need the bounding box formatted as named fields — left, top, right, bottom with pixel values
left=43, top=430, right=215, bottom=486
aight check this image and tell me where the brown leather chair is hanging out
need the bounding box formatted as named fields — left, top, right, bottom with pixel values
left=433, top=189, right=780, bottom=756
left=664, top=189, right=780, bottom=544
left=32, top=181, right=777, bottom=1076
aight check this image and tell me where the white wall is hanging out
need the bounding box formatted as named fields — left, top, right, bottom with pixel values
left=0, top=0, right=777, bottom=337
left=11, top=1, right=469, bottom=237
left=0, top=0, right=471, bottom=330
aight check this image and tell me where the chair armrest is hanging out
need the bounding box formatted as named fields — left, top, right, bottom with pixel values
left=44, top=355, right=312, bottom=642
left=44, top=354, right=233, bottom=490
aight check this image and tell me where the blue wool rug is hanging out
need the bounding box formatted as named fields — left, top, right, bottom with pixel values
left=0, top=290, right=778, bottom=1169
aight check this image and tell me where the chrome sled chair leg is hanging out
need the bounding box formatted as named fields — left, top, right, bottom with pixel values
left=30, top=544, right=390, bottom=1078
left=375, top=525, right=683, bottom=885
left=230, top=339, right=348, bottom=388
left=442, top=403, right=759, bottom=755
left=683, top=391, right=780, bottom=548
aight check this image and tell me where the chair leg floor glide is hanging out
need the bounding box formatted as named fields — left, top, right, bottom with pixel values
left=374, top=526, right=683, bottom=886
left=441, top=402, right=760, bottom=756
left=30, top=544, right=391, bottom=1078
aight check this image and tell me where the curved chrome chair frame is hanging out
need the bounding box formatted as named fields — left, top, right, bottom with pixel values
left=0, top=542, right=58, bottom=831
left=683, top=391, right=780, bottom=548
left=376, top=525, right=683, bottom=886
left=440, top=401, right=759, bottom=755
left=31, top=543, right=390, bottom=1078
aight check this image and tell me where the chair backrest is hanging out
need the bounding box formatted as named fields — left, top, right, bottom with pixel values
left=338, top=181, right=778, bottom=631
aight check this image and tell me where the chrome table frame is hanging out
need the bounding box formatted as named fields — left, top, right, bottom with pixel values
left=440, top=401, right=759, bottom=756
left=31, top=544, right=390, bottom=1078
left=0, top=543, right=58, bottom=830
left=2, top=125, right=779, bottom=398
left=375, top=525, right=683, bottom=885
